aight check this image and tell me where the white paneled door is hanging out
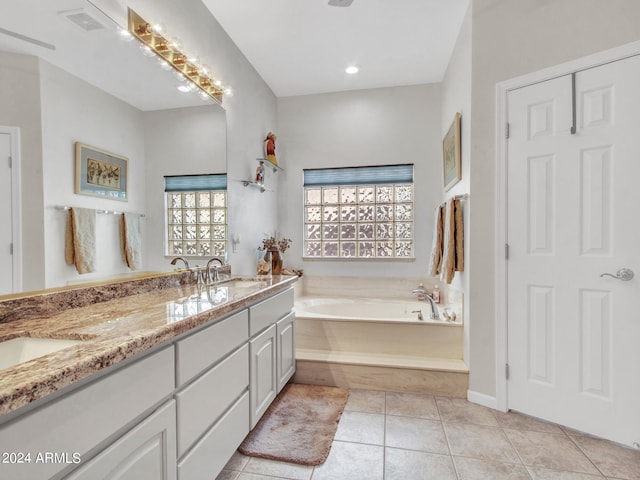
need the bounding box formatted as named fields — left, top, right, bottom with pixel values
left=0, top=132, right=13, bottom=295
left=506, top=55, right=640, bottom=447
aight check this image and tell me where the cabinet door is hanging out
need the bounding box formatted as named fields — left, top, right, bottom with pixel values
left=249, top=324, right=277, bottom=428
left=66, top=400, right=177, bottom=480
left=276, top=312, right=295, bottom=392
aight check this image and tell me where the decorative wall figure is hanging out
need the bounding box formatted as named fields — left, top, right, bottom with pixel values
left=264, top=132, right=278, bottom=166
left=255, top=160, right=265, bottom=185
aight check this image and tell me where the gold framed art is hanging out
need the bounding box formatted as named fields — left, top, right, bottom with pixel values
left=442, top=112, right=461, bottom=191
left=75, top=142, right=128, bottom=201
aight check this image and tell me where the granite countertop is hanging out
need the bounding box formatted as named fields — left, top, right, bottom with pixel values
left=0, top=274, right=297, bottom=417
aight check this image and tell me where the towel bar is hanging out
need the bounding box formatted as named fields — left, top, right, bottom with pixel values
left=55, top=205, right=146, bottom=217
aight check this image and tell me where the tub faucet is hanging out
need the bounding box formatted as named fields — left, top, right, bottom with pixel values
left=411, top=289, right=440, bottom=320
left=170, top=257, right=190, bottom=270
left=205, top=257, right=224, bottom=283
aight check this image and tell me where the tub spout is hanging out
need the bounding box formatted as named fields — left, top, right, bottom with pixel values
left=412, top=290, right=440, bottom=320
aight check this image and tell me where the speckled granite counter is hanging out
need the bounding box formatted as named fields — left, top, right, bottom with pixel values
left=0, top=272, right=297, bottom=417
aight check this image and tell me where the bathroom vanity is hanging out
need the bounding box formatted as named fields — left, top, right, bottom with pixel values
left=0, top=272, right=297, bottom=480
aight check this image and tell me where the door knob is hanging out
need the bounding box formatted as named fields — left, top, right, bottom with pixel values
left=600, top=268, right=634, bottom=281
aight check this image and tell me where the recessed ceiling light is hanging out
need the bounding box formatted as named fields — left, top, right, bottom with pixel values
left=345, top=65, right=359, bottom=75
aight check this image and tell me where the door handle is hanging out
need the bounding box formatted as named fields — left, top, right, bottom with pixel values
left=600, top=268, right=634, bottom=281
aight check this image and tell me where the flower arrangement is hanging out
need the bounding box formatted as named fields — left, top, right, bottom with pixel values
left=258, top=234, right=292, bottom=253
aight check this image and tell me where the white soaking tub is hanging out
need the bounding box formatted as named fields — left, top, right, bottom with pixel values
left=294, top=296, right=460, bottom=324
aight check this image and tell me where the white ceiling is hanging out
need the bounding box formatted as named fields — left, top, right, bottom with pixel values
left=201, top=0, right=470, bottom=97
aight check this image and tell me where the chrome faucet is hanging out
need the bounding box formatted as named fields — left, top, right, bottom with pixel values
left=170, top=257, right=190, bottom=270
left=205, top=257, right=224, bottom=283
left=411, top=289, right=440, bottom=320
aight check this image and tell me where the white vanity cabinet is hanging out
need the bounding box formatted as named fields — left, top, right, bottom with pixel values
left=0, top=281, right=297, bottom=480
left=0, top=346, right=175, bottom=480
left=248, top=287, right=295, bottom=427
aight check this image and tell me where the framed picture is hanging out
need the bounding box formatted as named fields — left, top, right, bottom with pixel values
left=442, top=112, right=461, bottom=191
left=75, top=142, right=128, bottom=201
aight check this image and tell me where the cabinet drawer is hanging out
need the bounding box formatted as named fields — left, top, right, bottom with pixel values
left=249, top=287, right=294, bottom=336
left=0, top=346, right=175, bottom=480
left=175, top=344, right=249, bottom=457
left=176, top=309, right=249, bottom=386
left=178, top=392, right=249, bottom=480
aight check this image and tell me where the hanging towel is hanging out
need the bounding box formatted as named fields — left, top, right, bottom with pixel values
left=428, top=204, right=444, bottom=276
left=64, top=207, right=96, bottom=274
left=454, top=198, right=465, bottom=272
left=440, top=199, right=465, bottom=284
left=120, top=213, right=142, bottom=270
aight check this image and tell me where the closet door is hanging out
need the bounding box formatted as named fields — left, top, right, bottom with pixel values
left=506, top=56, right=640, bottom=448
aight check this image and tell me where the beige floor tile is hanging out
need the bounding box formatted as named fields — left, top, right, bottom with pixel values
left=224, top=451, right=251, bottom=472
left=334, top=410, right=385, bottom=445
left=237, top=474, right=290, bottom=480
left=493, top=410, right=564, bottom=434
left=571, top=435, right=640, bottom=480
left=385, top=392, right=439, bottom=419
left=453, top=456, right=531, bottom=480
left=385, top=415, right=449, bottom=454
left=215, top=470, right=240, bottom=480
left=527, top=465, right=605, bottom=479
left=243, top=457, right=313, bottom=480
left=344, top=388, right=386, bottom=414
left=444, top=422, right=521, bottom=463
left=385, top=448, right=456, bottom=480
left=505, top=429, right=599, bottom=475
left=436, top=396, right=499, bottom=426
left=310, top=441, right=384, bottom=480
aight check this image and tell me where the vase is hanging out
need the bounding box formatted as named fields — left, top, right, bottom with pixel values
left=270, top=249, right=283, bottom=275
left=256, top=249, right=271, bottom=275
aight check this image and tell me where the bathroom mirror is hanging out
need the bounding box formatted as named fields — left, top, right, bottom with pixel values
left=0, top=0, right=227, bottom=294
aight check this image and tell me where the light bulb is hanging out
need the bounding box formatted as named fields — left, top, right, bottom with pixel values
left=224, top=87, right=233, bottom=96
left=345, top=65, right=359, bottom=74
left=118, top=28, right=133, bottom=42
left=158, top=58, right=171, bottom=70
left=151, top=22, right=165, bottom=35
left=140, top=44, right=155, bottom=57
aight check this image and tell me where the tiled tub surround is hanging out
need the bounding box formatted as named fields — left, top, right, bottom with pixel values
left=0, top=269, right=296, bottom=416
left=293, top=276, right=468, bottom=397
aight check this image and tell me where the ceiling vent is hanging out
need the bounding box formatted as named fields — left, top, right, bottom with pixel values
left=58, top=8, right=105, bottom=31
left=328, top=0, right=354, bottom=6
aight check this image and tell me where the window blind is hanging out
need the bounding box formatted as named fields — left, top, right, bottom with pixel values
left=164, top=173, right=227, bottom=192
left=303, top=164, right=413, bottom=186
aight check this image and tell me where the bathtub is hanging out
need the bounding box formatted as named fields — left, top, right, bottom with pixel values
left=294, top=296, right=460, bottom=324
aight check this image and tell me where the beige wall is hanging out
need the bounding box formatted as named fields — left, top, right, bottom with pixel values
left=276, top=84, right=442, bottom=278
left=469, top=0, right=640, bottom=398
left=441, top=5, right=472, bottom=366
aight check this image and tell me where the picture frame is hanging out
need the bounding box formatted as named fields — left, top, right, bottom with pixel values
left=75, top=142, right=128, bottom=201
left=442, top=112, right=462, bottom=191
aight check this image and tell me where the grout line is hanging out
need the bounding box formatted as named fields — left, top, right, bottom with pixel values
left=565, top=434, right=608, bottom=478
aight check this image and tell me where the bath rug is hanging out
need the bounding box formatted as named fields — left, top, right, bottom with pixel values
left=238, top=383, right=349, bottom=466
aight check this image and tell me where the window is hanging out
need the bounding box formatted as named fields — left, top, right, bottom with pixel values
left=303, top=165, right=414, bottom=259
left=165, top=174, right=227, bottom=257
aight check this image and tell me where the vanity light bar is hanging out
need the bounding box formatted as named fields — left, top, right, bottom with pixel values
left=127, top=8, right=224, bottom=105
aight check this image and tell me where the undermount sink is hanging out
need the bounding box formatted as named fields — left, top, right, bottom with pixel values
left=0, top=337, right=84, bottom=371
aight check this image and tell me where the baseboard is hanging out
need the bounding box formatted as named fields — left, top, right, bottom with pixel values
left=467, top=390, right=502, bottom=411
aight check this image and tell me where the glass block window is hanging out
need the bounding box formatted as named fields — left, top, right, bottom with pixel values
left=165, top=174, right=227, bottom=257
left=303, top=165, right=414, bottom=259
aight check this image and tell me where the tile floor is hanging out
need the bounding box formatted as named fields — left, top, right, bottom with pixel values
left=216, top=389, right=640, bottom=480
